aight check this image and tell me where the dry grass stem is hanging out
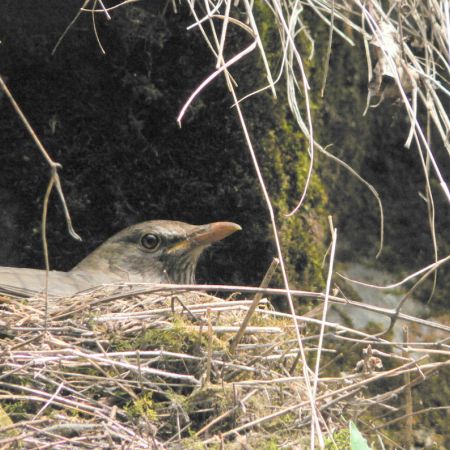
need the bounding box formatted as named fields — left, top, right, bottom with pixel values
left=1, top=285, right=447, bottom=447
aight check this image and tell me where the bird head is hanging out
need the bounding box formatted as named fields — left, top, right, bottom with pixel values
left=71, top=220, right=241, bottom=284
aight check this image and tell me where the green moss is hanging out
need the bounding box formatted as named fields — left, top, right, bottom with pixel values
left=138, top=323, right=195, bottom=353
left=178, top=437, right=215, bottom=450
left=112, top=316, right=206, bottom=354
left=325, top=427, right=350, bottom=449
left=261, top=439, right=280, bottom=450
left=251, top=3, right=329, bottom=293
left=124, top=392, right=157, bottom=421
left=185, top=385, right=230, bottom=417
left=2, top=398, right=32, bottom=422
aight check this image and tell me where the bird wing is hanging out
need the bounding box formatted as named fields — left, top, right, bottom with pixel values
left=0, top=267, right=96, bottom=297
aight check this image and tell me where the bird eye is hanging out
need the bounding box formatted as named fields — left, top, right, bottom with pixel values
left=140, top=233, right=160, bottom=251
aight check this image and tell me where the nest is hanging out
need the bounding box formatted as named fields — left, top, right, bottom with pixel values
left=0, top=286, right=448, bottom=448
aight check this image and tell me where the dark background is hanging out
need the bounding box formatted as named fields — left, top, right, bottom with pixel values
left=0, top=0, right=274, bottom=286
left=0, top=0, right=448, bottom=306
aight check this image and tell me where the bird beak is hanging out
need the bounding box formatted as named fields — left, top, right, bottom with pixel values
left=165, top=222, right=241, bottom=254
left=190, top=222, right=242, bottom=246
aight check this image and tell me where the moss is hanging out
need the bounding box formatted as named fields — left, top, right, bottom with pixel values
left=136, top=321, right=198, bottom=353
left=250, top=3, right=330, bottom=293
left=260, top=118, right=328, bottom=291
left=1, top=375, right=42, bottom=420
left=0, top=1, right=333, bottom=299
left=178, top=437, right=217, bottom=450
left=124, top=392, right=157, bottom=421
left=109, top=316, right=205, bottom=354
left=185, top=385, right=231, bottom=418
left=411, top=367, right=450, bottom=448
left=325, top=427, right=351, bottom=449
left=2, top=398, right=33, bottom=422
left=261, top=439, right=280, bottom=450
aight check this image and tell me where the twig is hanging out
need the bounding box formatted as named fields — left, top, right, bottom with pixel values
left=230, top=258, right=279, bottom=353
left=402, top=326, right=413, bottom=449
left=311, top=217, right=337, bottom=428
left=0, top=76, right=80, bottom=241
left=204, top=308, right=213, bottom=386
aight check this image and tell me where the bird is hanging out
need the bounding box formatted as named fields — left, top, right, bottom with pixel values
left=0, top=220, right=241, bottom=297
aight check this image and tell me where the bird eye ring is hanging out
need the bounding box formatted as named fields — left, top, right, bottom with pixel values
left=140, top=233, right=160, bottom=251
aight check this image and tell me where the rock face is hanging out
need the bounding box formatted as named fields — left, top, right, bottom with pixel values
left=0, top=188, right=19, bottom=266
left=0, top=1, right=328, bottom=290
left=328, top=262, right=430, bottom=341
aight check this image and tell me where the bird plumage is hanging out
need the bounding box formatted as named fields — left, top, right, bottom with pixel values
left=0, top=220, right=241, bottom=297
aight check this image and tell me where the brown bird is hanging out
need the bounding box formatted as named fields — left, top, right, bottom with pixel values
left=0, top=220, right=241, bottom=297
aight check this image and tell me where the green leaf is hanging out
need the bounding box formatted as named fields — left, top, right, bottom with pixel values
left=349, top=421, right=372, bottom=450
